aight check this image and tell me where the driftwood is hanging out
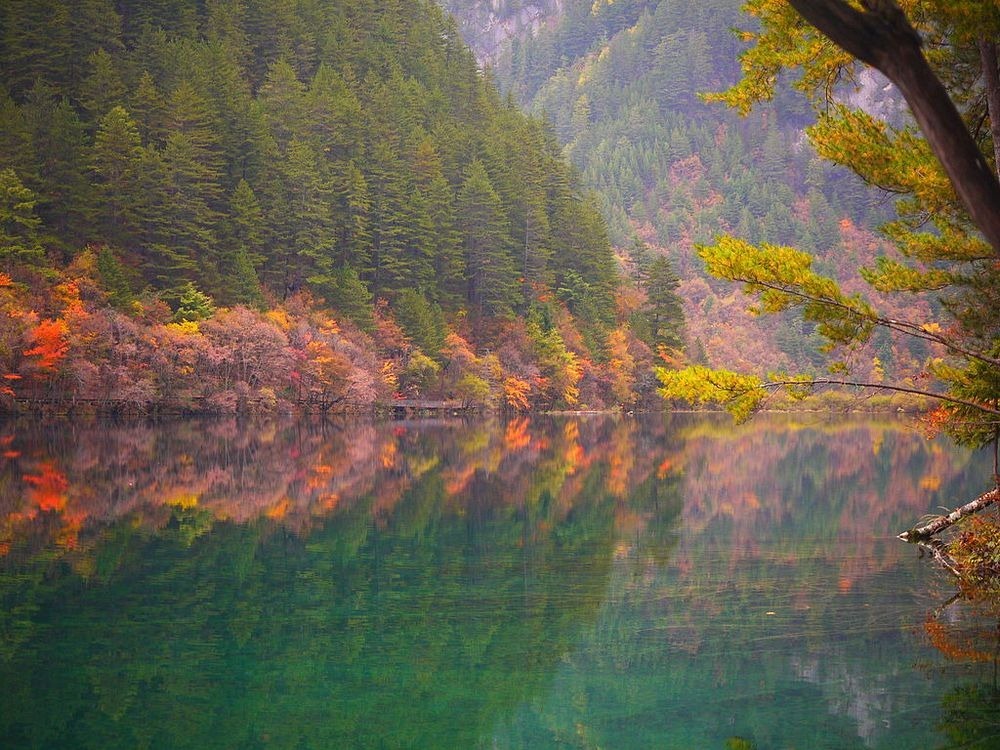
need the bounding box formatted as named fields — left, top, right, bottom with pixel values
left=899, top=486, right=1000, bottom=542
left=914, top=538, right=962, bottom=578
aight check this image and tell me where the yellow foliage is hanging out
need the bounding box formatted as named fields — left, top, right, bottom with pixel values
left=167, top=493, right=199, bottom=509
left=165, top=320, right=201, bottom=336
left=265, top=308, right=293, bottom=331
left=657, top=365, right=766, bottom=423
left=503, top=375, right=532, bottom=411
left=380, top=360, right=399, bottom=391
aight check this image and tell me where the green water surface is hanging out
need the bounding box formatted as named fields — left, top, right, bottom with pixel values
left=0, top=414, right=996, bottom=749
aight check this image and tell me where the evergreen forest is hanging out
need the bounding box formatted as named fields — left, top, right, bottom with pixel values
left=484, top=0, right=930, bottom=380
left=0, top=0, right=663, bottom=413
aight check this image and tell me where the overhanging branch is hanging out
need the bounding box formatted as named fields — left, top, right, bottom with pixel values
left=787, top=0, right=1000, bottom=255
left=724, top=273, right=1000, bottom=369
left=760, top=377, right=1000, bottom=417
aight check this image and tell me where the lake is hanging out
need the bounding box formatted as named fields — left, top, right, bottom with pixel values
left=0, top=413, right=997, bottom=749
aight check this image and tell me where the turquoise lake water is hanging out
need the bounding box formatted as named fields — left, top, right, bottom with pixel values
left=0, top=414, right=997, bottom=749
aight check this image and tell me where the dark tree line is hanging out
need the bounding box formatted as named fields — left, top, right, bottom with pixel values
left=0, top=0, right=619, bottom=332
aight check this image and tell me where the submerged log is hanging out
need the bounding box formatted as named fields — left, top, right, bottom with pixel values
left=899, top=486, right=1000, bottom=542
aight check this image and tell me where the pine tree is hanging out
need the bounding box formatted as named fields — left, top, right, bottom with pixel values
left=154, top=131, right=223, bottom=286
left=23, top=86, right=91, bottom=247
left=131, top=71, right=167, bottom=145
left=96, top=245, right=135, bottom=309
left=0, top=88, right=36, bottom=186
left=173, top=280, right=215, bottom=322
left=258, top=58, right=306, bottom=152
left=364, top=140, right=410, bottom=297
left=91, top=106, right=143, bottom=249
left=279, top=138, right=335, bottom=292
left=79, top=48, right=127, bottom=120
left=0, top=168, right=45, bottom=270
left=304, top=63, right=362, bottom=161
left=456, top=160, right=517, bottom=316
left=330, top=160, right=371, bottom=271
left=228, top=178, right=266, bottom=268
left=393, top=288, right=446, bottom=360
left=644, top=255, right=685, bottom=352
left=1, top=0, right=73, bottom=96
left=312, top=264, right=373, bottom=330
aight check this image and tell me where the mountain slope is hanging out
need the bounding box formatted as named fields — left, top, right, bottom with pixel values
left=0, top=0, right=651, bottom=412
left=444, top=0, right=925, bottom=380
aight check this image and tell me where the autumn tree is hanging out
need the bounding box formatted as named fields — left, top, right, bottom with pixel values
left=658, top=0, right=1000, bottom=542
left=661, top=1, right=1000, bottom=436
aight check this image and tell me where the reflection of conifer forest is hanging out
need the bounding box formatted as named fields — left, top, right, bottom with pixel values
left=0, top=415, right=995, bottom=748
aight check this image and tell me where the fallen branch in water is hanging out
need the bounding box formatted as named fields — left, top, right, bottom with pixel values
left=914, top=538, right=962, bottom=578
left=899, top=487, right=1000, bottom=541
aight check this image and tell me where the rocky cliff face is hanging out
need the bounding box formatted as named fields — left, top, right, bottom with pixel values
left=439, top=0, right=565, bottom=65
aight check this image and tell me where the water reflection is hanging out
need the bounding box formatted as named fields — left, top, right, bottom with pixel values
left=0, top=414, right=994, bottom=748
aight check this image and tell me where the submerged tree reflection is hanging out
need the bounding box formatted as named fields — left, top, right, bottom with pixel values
left=0, top=415, right=683, bottom=748
left=925, top=585, right=1000, bottom=749
left=0, top=414, right=991, bottom=748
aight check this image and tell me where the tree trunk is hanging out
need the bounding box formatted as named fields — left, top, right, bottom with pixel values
left=787, top=0, right=1000, bottom=256
left=979, top=39, right=1000, bottom=180
left=899, top=486, right=1000, bottom=541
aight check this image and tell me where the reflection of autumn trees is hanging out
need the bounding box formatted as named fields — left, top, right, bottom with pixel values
left=0, top=415, right=677, bottom=570
left=0, top=415, right=988, bottom=748
left=1, top=414, right=983, bottom=582
left=492, top=416, right=990, bottom=750
left=664, top=415, right=983, bottom=585
left=921, top=587, right=1000, bottom=750
left=0, top=416, right=672, bottom=749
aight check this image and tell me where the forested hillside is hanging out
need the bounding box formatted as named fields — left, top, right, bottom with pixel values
left=449, top=0, right=924, bottom=379
left=0, top=0, right=662, bottom=413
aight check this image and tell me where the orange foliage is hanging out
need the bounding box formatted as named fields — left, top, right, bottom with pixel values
left=504, top=418, right=532, bottom=451
left=380, top=440, right=397, bottom=469
left=444, top=464, right=476, bottom=496
left=919, top=474, right=942, bottom=491
left=925, top=618, right=996, bottom=663
left=23, top=461, right=69, bottom=512
left=920, top=406, right=950, bottom=439
left=503, top=375, right=531, bottom=411
left=266, top=497, right=291, bottom=520
left=23, top=318, right=70, bottom=371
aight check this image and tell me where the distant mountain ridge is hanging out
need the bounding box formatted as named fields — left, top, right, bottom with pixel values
left=439, top=0, right=566, bottom=65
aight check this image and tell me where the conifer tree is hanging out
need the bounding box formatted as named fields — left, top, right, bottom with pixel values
left=79, top=48, right=127, bottom=120
left=0, top=168, right=45, bottom=270
left=267, top=137, right=334, bottom=295
left=457, top=160, right=517, bottom=316
left=91, top=106, right=143, bottom=249
left=23, top=87, right=91, bottom=247
left=95, top=245, right=135, bottom=309
left=331, top=160, right=371, bottom=271
left=644, top=255, right=685, bottom=352
left=131, top=71, right=167, bottom=145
